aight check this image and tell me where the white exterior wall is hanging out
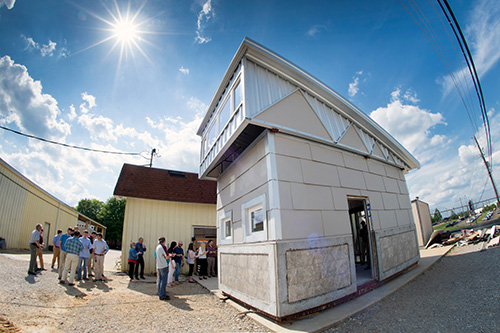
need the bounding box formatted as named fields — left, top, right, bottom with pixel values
left=217, top=131, right=419, bottom=318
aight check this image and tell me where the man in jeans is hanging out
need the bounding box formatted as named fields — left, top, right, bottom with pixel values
left=28, top=224, right=43, bottom=275
left=60, top=231, right=83, bottom=286
left=58, top=228, right=73, bottom=280
left=156, top=237, right=170, bottom=301
left=134, top=237, right=146, bottom=279
left=76, top=230, right=92, bottom=280
left=173, top=241, right=184, bottom=283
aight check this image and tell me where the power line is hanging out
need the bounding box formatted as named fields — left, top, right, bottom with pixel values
left=0, top=125, right=142, bottom=156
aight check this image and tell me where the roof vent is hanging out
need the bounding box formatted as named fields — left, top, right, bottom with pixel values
left=169, top=171, right=186, bottom=178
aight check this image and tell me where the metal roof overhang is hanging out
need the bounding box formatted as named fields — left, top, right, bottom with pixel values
left=197, top=38, right=420, bottom=172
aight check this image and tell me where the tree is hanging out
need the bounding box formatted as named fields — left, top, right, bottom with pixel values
left=75, top=198, right=104, bottom=222
left=431, top=208, right=442, bottom=223
left=449, top=210, right=458, bottom=220
left=98, top=197, right=126, bottom=249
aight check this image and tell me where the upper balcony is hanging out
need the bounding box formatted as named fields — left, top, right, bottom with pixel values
left=197, top=38, right=419, bottom=180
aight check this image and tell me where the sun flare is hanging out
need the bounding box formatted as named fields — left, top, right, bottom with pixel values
left=113, top=19, right=140, bottom=43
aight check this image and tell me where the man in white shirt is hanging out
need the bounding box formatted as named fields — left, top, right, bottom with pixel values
left=92, top=233, right=108, bottom=282
left=28, top=224, right=43, bottom=275
left=156, top=237, right=170, bottom=301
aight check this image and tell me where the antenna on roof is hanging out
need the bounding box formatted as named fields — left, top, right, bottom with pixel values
left=149, top=148, right=158, bottom=167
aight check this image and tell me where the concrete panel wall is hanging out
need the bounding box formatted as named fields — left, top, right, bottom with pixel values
left=272, top=133, right=416, bottom=238
left=376, top=227, right=419, bottom=280
left=286, top=244, right=351, bottom=303
left=411, top=200, right=433, bottom=247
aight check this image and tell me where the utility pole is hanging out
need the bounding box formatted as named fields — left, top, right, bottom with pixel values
left=149, top=148, right=157, bottom=168
left=473, top=136, right=500, bottom=207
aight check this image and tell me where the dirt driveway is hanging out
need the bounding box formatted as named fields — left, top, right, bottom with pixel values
left=0, top=250, right=268, bottom=332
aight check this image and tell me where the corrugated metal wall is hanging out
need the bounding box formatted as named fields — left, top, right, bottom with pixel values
left=121, top=198, right=217, bottom=274
left=0, top=161, right=79, bottom=249
left=0, top=164, right=28, bottom=248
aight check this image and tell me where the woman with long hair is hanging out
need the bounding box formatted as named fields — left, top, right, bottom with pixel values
left=187, top=243, right=196, bottom=283
left=167, top=241, right=177, bottom=287
left=196, top=241, right=208, bottom=280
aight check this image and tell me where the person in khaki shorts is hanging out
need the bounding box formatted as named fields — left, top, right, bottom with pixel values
left=92, top=233, right=108, bottom=281
left=51, top=230, right=62, bottom=269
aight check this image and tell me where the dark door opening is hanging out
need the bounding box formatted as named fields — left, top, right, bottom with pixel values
left=348, top=198, right=373, bottom=286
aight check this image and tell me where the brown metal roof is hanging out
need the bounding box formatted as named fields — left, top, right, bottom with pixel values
left=113, top=164, right=217, bottom=204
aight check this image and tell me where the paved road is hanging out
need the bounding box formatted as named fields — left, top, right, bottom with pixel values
left=325, top=243, right=500, bottom=332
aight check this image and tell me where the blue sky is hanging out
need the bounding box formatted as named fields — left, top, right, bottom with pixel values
left=1, top=0, right=499, bottom=214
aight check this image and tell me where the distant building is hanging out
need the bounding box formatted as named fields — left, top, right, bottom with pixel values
left=113, top=163, right=217, bottom=274
left=197, top=38, right=421, bottom=320
left=0, top=157, right=105, bottom=250
left=411, top=198, right=433, bottom=247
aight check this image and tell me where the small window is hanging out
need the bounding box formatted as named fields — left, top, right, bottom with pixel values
left=250, top=206, right=264, bottom=232
left=225, top=219, right=231, bottom=237
left=234, top=81, right=242, bottom=110
left=219, top=99, right=231, bottom=133
left=242, top=194, right=267, bottom=243
left=219, top=210, right=233, bottom=245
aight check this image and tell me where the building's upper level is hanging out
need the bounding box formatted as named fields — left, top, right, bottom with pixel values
left=197, top=38, right=419, bottom=180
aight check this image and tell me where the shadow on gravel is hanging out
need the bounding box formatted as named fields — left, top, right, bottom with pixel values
left=24, top=275, right=36, bottom=284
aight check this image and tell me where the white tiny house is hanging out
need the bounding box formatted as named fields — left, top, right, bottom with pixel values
left=197, top=38, right=420, bottom=320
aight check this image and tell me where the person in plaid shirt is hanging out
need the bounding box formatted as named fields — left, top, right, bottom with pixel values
left=60, top=231, right=84, bottom=286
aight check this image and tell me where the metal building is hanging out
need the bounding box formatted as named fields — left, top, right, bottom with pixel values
left=0, top=157, right=105, bottom=249
left=113, top=163, right=217, bottom=274
left=197, top=38, right=421, bottom=320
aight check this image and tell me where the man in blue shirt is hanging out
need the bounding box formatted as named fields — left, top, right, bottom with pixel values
left=60, top=231, right=83, bottom=285
left=76, top=230, right=92, bottom=280
left=51, top=229, right=62, bottom=269
left=58, top=227, right=73, bottom=280
left=173, top=241, right=184, bottom=283
left=134, top=237, right=146, bottom=279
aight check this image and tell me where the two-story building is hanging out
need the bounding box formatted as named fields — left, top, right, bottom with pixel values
left=197, top=38, right=420, bottom=321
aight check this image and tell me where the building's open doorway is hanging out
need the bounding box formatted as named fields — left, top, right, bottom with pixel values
left=348, top=198, right=373, bottom=286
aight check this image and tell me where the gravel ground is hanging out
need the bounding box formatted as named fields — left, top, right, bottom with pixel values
left=0, top=251, right=268, bottom=332
left=326, top=244, right=500, bottom=333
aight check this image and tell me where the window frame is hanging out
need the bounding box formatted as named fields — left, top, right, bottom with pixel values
left=219, top=210, right=233, bottom=245
left=242, top=193, right=267, bottom=243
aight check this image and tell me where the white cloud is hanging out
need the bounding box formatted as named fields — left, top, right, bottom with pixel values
left=370, top=88, right=447, bottom=159
left=21, top=35, right=58, bottom=57
left=0, top=0, right=15, bottom=10
left=179, top=66, right=190, bottom=75
left=348, top=71, right=365, bottom=97
left=438, top=0, right=500, bottom=96
left=195, top=0, right=213, bottom=44
left=0, top=56, right=70, bottom=139
left=40, top=40, right=57, bottom=57
left=307, top=24, right=327, bottom=37
left=68, top=104, right=77, bottom=121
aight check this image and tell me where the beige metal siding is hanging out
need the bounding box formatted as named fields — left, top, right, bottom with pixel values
left=121, top=198, right=217, bottom=274
left=0, top=161, right=79, bottom=249
left=0, top=166, right=28, bottom=248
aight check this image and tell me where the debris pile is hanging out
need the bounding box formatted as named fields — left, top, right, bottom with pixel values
left=425, top=225, right=500, bottom=249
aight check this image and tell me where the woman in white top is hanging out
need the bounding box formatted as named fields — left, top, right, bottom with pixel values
left=196, top=241, right=208, bottom=280
left=187, top=243, right=196, bottom=283
left=167, top=241, right=177, bottom=287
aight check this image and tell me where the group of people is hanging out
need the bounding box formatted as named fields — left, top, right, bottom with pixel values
left=28, top=224, right=109, bottom=287
left=154, top=238, right=217, bottom=301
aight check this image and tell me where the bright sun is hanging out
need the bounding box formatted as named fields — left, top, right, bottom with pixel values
left=113, top=19, right=140, bottom=43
